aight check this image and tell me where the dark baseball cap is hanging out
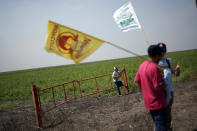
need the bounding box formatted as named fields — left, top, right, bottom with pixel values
left=158, top=42, right=167, bottom=53
left=148, top=45, right=162, bottom=57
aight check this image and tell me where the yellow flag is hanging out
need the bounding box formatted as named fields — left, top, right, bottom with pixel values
left=45, top=21, right=105, bottom=64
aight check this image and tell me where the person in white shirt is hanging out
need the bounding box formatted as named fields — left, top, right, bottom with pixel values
left=112, top=67, right=124, bottom=96
left=158, top=43, right=180, bottom=131
left=159, top=57, right=173, bottom=105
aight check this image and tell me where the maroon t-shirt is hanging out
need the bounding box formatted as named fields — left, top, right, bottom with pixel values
left=135, top=60, right=167, bottom=110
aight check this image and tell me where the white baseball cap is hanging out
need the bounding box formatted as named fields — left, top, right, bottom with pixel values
left=114, top=67, right=118, bottom=70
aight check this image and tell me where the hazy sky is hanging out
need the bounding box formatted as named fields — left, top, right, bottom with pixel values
left=0, top=0, right=197, bottom=72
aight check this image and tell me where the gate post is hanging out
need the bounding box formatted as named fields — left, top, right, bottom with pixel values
left=31, top=85, right=42, bottom=128
left=122, top=68, right=129, bottom=94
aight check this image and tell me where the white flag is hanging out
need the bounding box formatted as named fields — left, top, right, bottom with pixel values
left=113, top=2, right=141, bottom=32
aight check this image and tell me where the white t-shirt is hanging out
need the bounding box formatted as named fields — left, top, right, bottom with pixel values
left=112, top=71, right=121, bottom=82
left=158, top=58, right=173, bottom=105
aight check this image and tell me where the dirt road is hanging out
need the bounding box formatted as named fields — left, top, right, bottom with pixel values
left=0, top=80, right=197, bottom=131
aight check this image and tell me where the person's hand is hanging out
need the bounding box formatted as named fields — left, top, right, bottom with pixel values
left=114, top=74, right=121, bottom=80
left=159, top=67, right=164, bottom=76
left=175, top=63, right=180, bottom=76
left=170, top=92, right=174, bottom=105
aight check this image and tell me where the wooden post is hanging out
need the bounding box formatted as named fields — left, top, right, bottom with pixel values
left=106, top=41, right=145, bottom=60
left=31, top=85, right=42, bottom=128
left=140, top=28, right=150, bottom=46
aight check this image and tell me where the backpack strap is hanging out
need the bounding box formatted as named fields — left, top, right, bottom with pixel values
left=166, top=58, right=171, bottom=69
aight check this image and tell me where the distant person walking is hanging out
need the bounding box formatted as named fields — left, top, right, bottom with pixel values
left=112, top=67, right=123, bottom=96
left=134, top=45, right=168, bottom=131
left=158, top=42, right=180, bottom=130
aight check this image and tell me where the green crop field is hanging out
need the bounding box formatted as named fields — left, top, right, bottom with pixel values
left=0, top=49, right=197, bottom=110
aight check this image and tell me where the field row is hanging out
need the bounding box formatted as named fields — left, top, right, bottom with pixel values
left=0, top=49, right=197, bottom=109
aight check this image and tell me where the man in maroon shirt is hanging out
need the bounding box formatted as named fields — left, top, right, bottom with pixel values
left=134, top=45, right=167, bottom=131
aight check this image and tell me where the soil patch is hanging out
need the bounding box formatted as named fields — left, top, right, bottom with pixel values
left=0, top=80, right=197, bottom=131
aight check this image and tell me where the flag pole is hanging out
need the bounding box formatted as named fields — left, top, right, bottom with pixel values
left=105, top=41, right=145, bottom=60
left=140, top=27, right=150, bottom=46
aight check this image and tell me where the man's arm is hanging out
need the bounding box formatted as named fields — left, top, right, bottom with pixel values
left=155, top=83, right=165, bottom=91
left=113, top=75, right=120, bottom=80
left=112, top=72, right=121, bottom=80
left=134, top=71, right=141, bottom=92
left=153, top=66, right=166, bottom=91
left=174, top=63, right=180, bottom=76
left=170, top=59, right=180, bottom=76
left=134, top=81, right=141, bottom=92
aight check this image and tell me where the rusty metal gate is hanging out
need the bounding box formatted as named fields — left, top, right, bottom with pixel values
left=31, top=68, right=129, bottom=128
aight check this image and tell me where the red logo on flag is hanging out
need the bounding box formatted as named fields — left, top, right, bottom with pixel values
left=56, top=32, right=78, bottom=54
